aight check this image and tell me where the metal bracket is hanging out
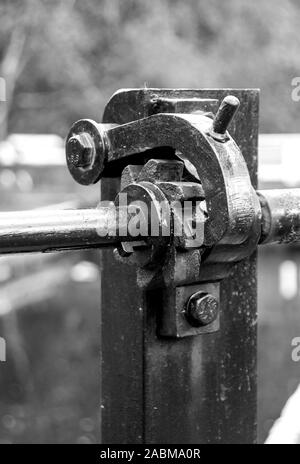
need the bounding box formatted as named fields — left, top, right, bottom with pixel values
left=65, top=88, right=261, bottom=337
left=159, top=282, right=220, bottom=338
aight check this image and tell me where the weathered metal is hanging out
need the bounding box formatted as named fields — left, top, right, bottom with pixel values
left=100, top=88, right=259, bottom=444
left=0, top=207, right=124, bottom=253
left=66, top=119, right=110, bottom=185
left=186, top=291, right=219, bottom=327
left=67, top=132, right=95, bottom=168
left=158, top=281, right=221, bottom=338
left=4, top=87, right=300, bottom=443
left=210, top=95, right=240, bottom=140
left=258, top=189, right=300, bottom=244
left=0, top=185, right=297, bottom=257
left=78, top=111, right=260, bottom=248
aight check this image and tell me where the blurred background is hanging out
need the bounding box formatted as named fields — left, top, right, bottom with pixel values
left=0, top=0, right=300, bottom=444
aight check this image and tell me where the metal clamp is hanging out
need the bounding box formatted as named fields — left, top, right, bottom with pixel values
left=0, top=88, right=299, bottom=338
left=64, top=89, right=261, bottom=336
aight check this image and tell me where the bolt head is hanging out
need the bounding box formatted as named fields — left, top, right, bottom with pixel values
left=66, top=119, right=107, bottom=185
left=186, top=292, right=219, bottom=327
left=67, top=133, right=94, bottom=168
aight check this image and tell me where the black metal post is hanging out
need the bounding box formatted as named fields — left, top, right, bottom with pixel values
left=100, top=89, right=259, bottom=444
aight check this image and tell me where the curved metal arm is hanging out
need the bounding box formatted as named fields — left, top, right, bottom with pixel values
left=66, top=112, right=260, bottom=249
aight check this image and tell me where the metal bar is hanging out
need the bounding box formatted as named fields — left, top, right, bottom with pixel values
left=101, top=88, right=259, bottom=444
left=101, top=177, right=145, bottom=444
left=2, top=188, right=300, bottom=255
left=0, top=207, right=123, bottom=254
left=258, top=189, right=300, bottom=245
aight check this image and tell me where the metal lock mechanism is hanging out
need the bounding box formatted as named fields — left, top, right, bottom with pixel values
left=0, top=88, right=299, bottom=338
left=64, top=88, right=300, bottom=337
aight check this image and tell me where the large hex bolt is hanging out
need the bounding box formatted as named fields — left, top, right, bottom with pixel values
left=67, top=133, right=95, bottom=168
left=186, top=291, right=219, bottom=327
left=66, top=119, right=108, bottom=185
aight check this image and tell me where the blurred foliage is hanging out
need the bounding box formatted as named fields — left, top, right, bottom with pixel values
left=0, top=0, right=300, bottom=138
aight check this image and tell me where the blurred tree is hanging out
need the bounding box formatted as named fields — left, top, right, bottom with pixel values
left=0, top=1, right=30, bottom=139
left=0, top=0, right=299, bottom=136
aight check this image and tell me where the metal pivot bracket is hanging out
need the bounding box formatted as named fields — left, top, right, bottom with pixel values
left=0, top=89, right=298, bottom=341
left=3, top=87, right=300, bottom=443
left=98, top=88, right=260, bottom=444
left=65, top=89, right=261, bottom=337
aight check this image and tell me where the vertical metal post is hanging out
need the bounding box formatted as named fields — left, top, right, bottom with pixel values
left=100, top=89, right=259, bottom=444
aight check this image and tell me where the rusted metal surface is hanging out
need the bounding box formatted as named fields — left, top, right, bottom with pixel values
left=159, top=282, right=220, bottom=338
left=88, top=110, right=260, bottom=248
left=2, top=88, right=300, bottom=443
left=186, top=291, right=219, bottom=327
left=2, top=87, right=287, bottom=442
left=100, top=88, right=259, bottom=444
left=210, top=95, right=240, bottom=141
left=68, top=132, right=95, bottom=168
left=149, top=96, right=219, bottom=116
left=6, top=89, right=300, bottom=445
left=101, top=177, right=144, bottom=443
left=67, top=91, right=261, bottom=285
left=0, top=186, right=298, bottom=257
left=66, top=119, right=111, bottom=185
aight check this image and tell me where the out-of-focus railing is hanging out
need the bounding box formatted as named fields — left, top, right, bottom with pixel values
left=0, top=134, right=99, bottom=315
left=259, top=133, right=300, bottom=189
left=258, top=134, right=300, bottom=443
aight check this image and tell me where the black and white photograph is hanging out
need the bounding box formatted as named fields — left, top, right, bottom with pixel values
left=0, top=0, right=300, bottom=450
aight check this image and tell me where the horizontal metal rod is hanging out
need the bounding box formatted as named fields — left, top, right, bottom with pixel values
left=258, top=189, right=300, bottom=245
left=0, top=207, right=130, bottom=254
left=1, top=188, right=300, bottom=255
